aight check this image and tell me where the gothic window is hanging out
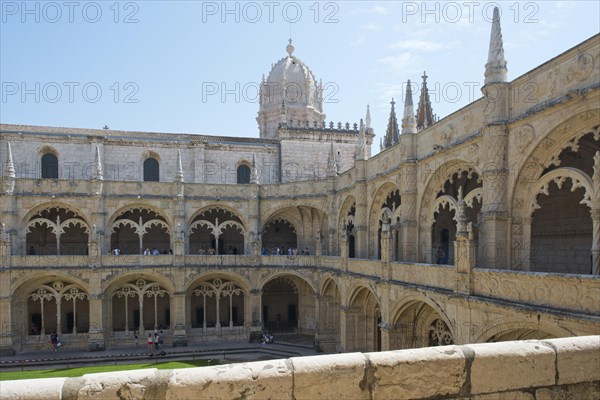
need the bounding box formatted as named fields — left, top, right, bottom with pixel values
left=237, top=165, right=251, bottom=184
left=41, top=153, right=58, bottom=179
left=189, top=208, right=245, bottom=255
left=143, top=158, right=159, bottom=182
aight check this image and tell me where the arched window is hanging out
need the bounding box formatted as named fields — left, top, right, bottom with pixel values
left=237, top=165, right=250, bottom=184
left=41, top=153, right=58, bottom=179
left=143, top=158, right=159, bottom=182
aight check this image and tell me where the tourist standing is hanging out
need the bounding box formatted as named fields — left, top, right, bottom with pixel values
left=147, top=334, right=153, bottom=352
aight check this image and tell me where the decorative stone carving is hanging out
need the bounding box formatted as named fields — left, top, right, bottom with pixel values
left=516, top=124, right=535, bottom=151
left=565, top=53, right=594, bottom=83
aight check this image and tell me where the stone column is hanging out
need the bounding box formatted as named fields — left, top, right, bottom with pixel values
left=454, top=224, right=476, bottom=295
left=521, top=217, right=532, bottom=271
left=353, top=161, right=368, bottom=259
left=400, top=163, right=418, bottom=262
left=338, top=305, right=348, bottom=352
left=592, top=152, right=599, bottom=275
left=421, top=226, right=433, bottom=263
left=380, top=224, right=392, bottom=263
left=0, top=299, right=15, bottom=356
left=313, top=294, right=321, bottom=351
left=479, top=124, right=509, bottom=269
left=340, top=233, right=348, bottom=259
left=592, top=210, right=599, bottom=275
left=249, top=289, right=262, bottom=330
left=173, top=195, right=185, bottom=256
left=87, top=294, right=106, bottom=351
left=246, top=186, right=261, bottom=256
left=171, top=292, right=187, bottom=347
left=379, top=324, right=391, bottom=352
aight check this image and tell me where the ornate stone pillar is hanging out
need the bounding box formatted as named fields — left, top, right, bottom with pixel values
left=173, top=193, right=185, bottom=256
left=380, top=223, right=392, bottom=263
left=455, top=223, right=476, bottom=295
left=249, top=289, right=262, bottom=329
left=400, top=163, right=418, bottom=262
left=87, top=294, right=105, bottom=351
left=479, top=124, right=509, bottom=269
left=592, top=210, right=599, bottom=275
left=421, top=226, right=433, bottom=263
left=521, top=217, right=532, bottom=271
left=340, top=233, right=348, bottom=259
left=171, top=292, right=187, bottom=347
left=592, top=152, right=600, bottom=275
left=315, top=230, right=322, bottom=257
left=353, top=160, right=368, bottom=259
left=246, top=185, right=261, bottom=256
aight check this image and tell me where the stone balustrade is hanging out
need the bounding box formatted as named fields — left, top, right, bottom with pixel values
left=2, top=336, right=598, bottom=399
left=3, top=255, right=599, bottom=315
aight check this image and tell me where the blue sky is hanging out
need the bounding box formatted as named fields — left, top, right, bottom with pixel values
left=1, top=1, right=599, bottom=150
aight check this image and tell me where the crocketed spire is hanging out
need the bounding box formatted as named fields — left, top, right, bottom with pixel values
left=484, top=6, right=508, bottom=85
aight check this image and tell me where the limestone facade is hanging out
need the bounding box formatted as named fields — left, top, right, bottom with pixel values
left=0, top=15, right=599, bottom=355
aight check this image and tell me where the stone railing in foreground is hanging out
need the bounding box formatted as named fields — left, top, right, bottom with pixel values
left=2, top=336, right=598, bottom=400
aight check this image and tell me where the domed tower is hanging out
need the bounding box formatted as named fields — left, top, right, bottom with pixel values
left=257, top=40, right=326, bottom=138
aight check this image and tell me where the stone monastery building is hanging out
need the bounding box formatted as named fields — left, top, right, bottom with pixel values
left=0, top=9, right=598, bottom=355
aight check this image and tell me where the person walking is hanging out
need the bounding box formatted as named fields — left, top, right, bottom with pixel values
left=50, top=332, right=58, bottom=351
left=153, top=333, right=159, bottom=350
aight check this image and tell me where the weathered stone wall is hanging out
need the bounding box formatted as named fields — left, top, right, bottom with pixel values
left=1, top=336, right=598, bottom=400
left=0, top=127, right=282, bottom=184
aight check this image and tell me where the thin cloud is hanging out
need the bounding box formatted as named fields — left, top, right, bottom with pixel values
left=350, top=35, right=367, bottom=47
left=377, top=53, right=420, bottom=73
left=389, top=39, right=456, bottom=52
left=369, top=6, right=389, bottom=15
left=361, top=23, right=381, bottom=31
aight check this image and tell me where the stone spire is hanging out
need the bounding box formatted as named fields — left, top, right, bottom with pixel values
left=250, top=154, right=259, bottom=184
left=94, top=145, right=103, bottom=180
left=327, top=143, right=337, bottom=177
left=4, top=142, right=15, bottom=178
left=355, top=119, right=368, bottom=161
left=484, top=6, right=508, bottom=85
left=401, top=80, right=417, bottom=135
left=416, top=71, right=435, bottom=130
left=366, top=104, right=372, bottom=130
left=383, top=98, right=400, bottom=149
left=175, top=150, right=184, bottom=183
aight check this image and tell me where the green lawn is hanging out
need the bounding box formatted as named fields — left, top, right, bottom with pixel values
left=0, top=359, right=216, bottom=381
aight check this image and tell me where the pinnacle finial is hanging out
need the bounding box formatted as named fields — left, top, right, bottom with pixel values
left=175, top=150, right=184, bottom=183
left=5, top=142, right=15, bottom=178
left=94, top=145, right=103, bottom=180
left=356, top=118, right=368, bottom=161
left=366, top=104, right=372, bottom=129
left=250, top=153, right=259, bottom=184
left=327, top=143, right=337, bottom=177
left=416, top=72, right=435, bottom=130
left=402, top=80, right=417, bottom=135
left=484, top=6, right=508, bottom=85
left=286, top=39, right=295, bottom=57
